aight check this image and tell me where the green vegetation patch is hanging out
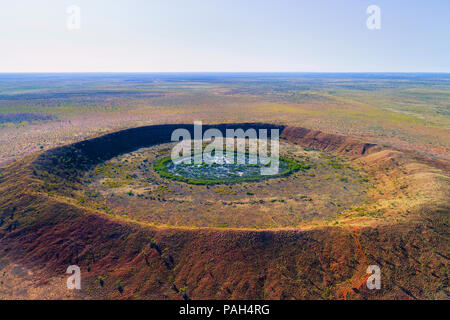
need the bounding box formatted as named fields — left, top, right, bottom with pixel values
left=154, top=153, right=309, bottom=185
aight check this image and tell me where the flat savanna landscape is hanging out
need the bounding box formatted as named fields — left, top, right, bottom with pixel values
left=1, top=73, right=449, bottom=166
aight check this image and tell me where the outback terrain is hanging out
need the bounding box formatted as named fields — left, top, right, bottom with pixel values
left=0, top=74, right=448, bottom=300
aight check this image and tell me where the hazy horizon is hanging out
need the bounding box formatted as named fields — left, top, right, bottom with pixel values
left=0, top=72, right=449, bottom=75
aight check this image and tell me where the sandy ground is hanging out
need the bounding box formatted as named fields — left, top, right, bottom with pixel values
left=0, top=258, right=86, bottom=300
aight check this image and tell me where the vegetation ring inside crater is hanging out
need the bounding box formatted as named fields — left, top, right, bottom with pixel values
left=154, top=152, right=308, bottom=185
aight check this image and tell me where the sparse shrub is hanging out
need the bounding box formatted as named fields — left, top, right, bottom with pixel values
left=216, top=223, right=228, bottom=228
left=116, top=280, right=123, bottom=293
left=97, top=276, right=105, bottom=287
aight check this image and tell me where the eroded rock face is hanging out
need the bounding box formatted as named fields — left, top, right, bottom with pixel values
left=281, top=126, right=380, bottom=158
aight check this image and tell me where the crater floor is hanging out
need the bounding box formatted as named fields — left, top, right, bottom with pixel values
left=82, top=140, right=371, bottom=228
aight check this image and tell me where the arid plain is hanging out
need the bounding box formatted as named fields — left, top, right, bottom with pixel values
left=0, top=73, right=448, bottom=299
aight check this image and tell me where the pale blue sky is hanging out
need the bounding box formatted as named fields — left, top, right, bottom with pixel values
left=1, top=0, right=449, bottom=72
